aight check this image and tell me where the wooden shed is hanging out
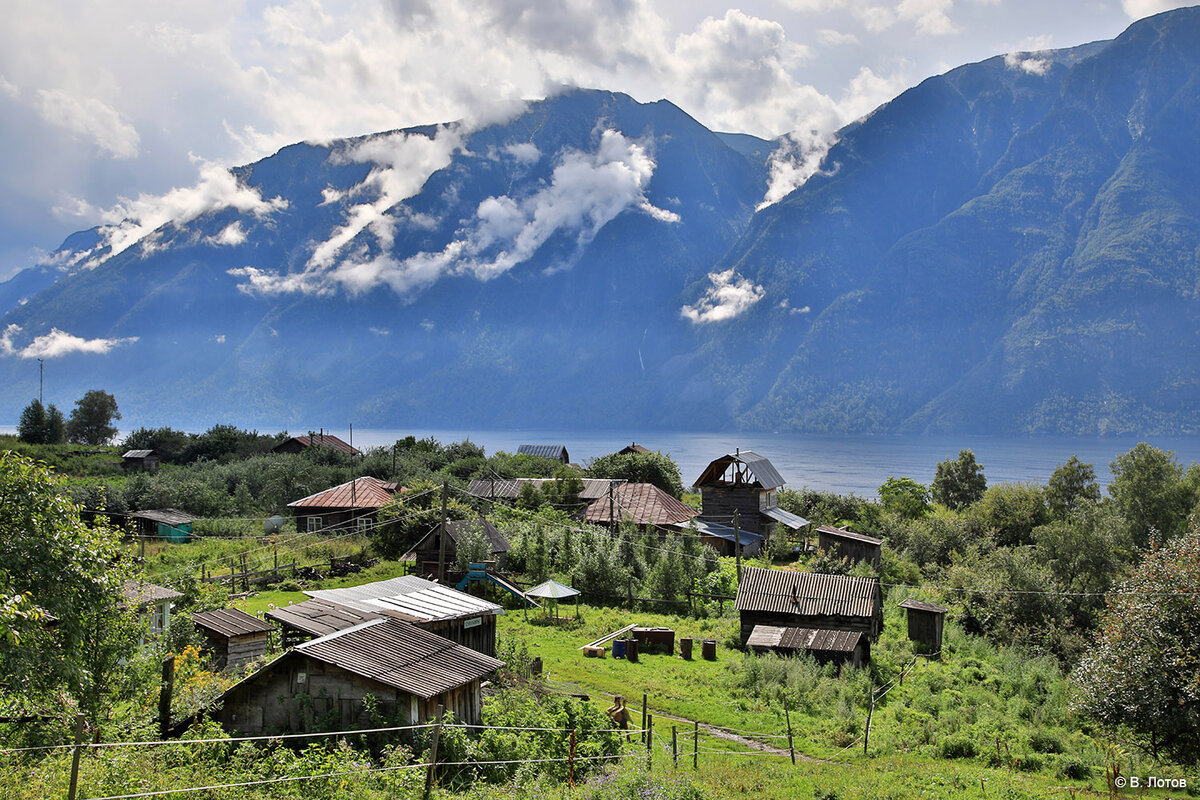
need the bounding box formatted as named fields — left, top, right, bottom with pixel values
left=816, top=525, right=883, bottom=569
left=734, top=566, right=883, bottom=646
left=406, top=517, right=511, bottom=573
left=130, top=509, right=196, bottom=542
left=746, top=625, right=869, bottom=667
left=286, top=477, right=404, bottom=534
left=209, top=618, right=503, bottom=735
left=193, top=608, right=274, bottom=670
left=121, top=449, right=160, bottom=472
left=693, top=450, right=808, bottom=543
left=898, top=598, right=948, bottom=655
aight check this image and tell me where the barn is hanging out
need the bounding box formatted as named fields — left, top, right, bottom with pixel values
left=734, top=566, right=883, bottom=646
left=209, top=618, right=502, bottom=735
left=816, top=525, right=883, bottom=569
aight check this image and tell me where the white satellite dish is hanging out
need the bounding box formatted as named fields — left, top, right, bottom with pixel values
left=264, top=515, right=285, bottom=534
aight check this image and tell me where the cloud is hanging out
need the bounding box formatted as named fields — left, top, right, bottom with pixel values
left=0, top=324, right=137, bottom=358
left=369, top=326, right=391, bottom=336
left=853, top=0, right=958, bottom=36
left=818, top=29, right=860, bottom=46
left=34, top=88, right=140, bottom=158
left=1121, top=0, right=1193, bottom=20
left=207, top=221, right=248, bottom=246
left=505, top=142, right=541, bottom=163
left=232, top=128, right=677, bottom=297
left=681, top=268, right=765, bottom=324
left=1004, top=51, right=1051, bottom=75
left=0, top=74, right=17, bottom=98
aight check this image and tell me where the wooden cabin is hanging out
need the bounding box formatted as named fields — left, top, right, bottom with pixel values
left=899, top=598, right=948, bottom=655
left=121, top=449, right=160, bottom=472
left=272, top=433, right=361, bottom=457
left=734, top=566, right=883, bottom=646
left=286, top=477, right=403, bottom=533
left=746, top=625, right=869, bottom=667
left=517, top=444, right=570, bottom=464
left=193, top=608, right=273, bottom=670
left=209, top=618, right=503, bottom=735
left=121, top=580, right=183, bottom=640
left=582, top=483, right=697, bottom=531
left=816, top=525, right=883, bottom=569
left=693, top=451, right=808, bottom=544
left=130, top=509, right=196, bottom=542
left=406, top=517, right=511, bottom=573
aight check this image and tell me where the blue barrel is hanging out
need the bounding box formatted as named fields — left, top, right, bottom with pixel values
left=612, top=639, right=627, bottom=659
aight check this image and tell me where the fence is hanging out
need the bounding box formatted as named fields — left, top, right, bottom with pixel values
left=200, top=548, right=373, bottom=590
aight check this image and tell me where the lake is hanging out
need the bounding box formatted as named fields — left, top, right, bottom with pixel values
left=6, top=423, right=1199, bottom=497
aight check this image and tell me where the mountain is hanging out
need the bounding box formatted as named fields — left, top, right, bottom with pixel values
left=4, top=8, right=1200, bottom=435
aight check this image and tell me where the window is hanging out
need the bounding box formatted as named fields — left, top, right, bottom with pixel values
left=357, top=516, right=371, bottom=533
left=307, top=516, right=322, bottom=533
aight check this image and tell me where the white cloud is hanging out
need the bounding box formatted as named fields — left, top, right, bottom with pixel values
left=1004, top=51, right=1051, bottom=75
left=208, top=221, right=248, bottom=246
left=213, top=334, right=226, bottom=343
left=681, top=268, right=765, bottom=324
left=852, top=0, right=958, bottom=36
left=1121, top=0, right=1192, bottom=20
left=369, top=326, right=391, bottom=336
left=35, top=88, right=140, bottom=158
left=0, top=324, right=137, bottom=358
left=0, top=74, right=18, bottom=98
left=505, top=142, right=541, bottom=163
left=818, top=29, right=860, bottom=46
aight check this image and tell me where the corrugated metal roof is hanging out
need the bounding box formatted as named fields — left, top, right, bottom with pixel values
left=265, top=598, right=387, bottom=637
left=275, top=434, right=361, bottom=455
left=466, top=477, right=624, bottom=501
left=694, top=451, right=786, bottom=489
left=817, top=524, right=882, bottom=545
left=296, top=618, right=503, bottom=698
left=121, top=580, right=183, bottom=606
left=899, top=598, right=948, bottom=614
left=193, top=607, right=273, bottom=637
left=122, top=449, right=155, bottom=458
left=131, top=508, right=196, bottom=525
left=306, top=577, right=503, bottom=622
left=287, top=477, right=402, bottom=510
left=735, top=566, right=880, bottom=619
left=763, top=506, right=809, bottom=530
left=747, top=625, right=862, bottom=653
left=582, top=483, right=696, bottom=526
left=517, top=444, right=569, bottom=462
left=689, top=518, right=764, bottom=545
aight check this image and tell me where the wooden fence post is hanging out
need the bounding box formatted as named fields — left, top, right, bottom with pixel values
left=672, top=726, right=678, bottom=768
left=864, top=686, right=875, bottom=756
left=693, top=720, right=699, bottom=770
left=423, top=704, right=445, bottom=800
left=785, top=707, right=796, bottom=765
left=641, top=693, right=648, bottom=745
left=66, top=713, right=85, bottom=800
left=569, top=727, right=576, bottom=786
left=158, top=655, right=175, bottom=739
left=646, top=713, right=653, bottom=769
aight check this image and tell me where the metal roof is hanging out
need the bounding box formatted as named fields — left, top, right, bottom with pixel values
left=689, top=518, right=764, bottom=545
left=517, top=444, right=570, bottom=461
left=763, top=506, right=809, bottom=530
left=466, top=477, right=624, bottom=501
left=526, top=579, right=581, bottom=600
left=131, top=508, right=196, bottom=526
left=583, top=483, right=697, bottom=526
left=193, top=607, right=273, bottom=637
left=121, top=580, right=184, bottom=606
left=306, top=577, right=503, bottom=622
left=296, top=618, right=503, bottom=698
left=274, top=434, right=361, bottom=456
left=122, top=449, right=155, bottom=459
left=287, top=477, right=402, bottom=510
left=694, top=451, right=786, bottom=490
left=817, top=525, right=882, bottom=546
left=735, top=567, right=880, bottom=619
left=747, top=625, right=863, bottom=654
left=899, top=598, right=948, bottom=614
left=265, top=598, right=387, bottom=637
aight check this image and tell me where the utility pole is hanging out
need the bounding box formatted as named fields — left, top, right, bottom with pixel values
left=436, top=480, right=449, bottom=581
left=733, top=509, right=742, bottom=581
left=37, top=358, right=43, bottom=404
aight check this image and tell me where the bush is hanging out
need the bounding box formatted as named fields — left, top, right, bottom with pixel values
left=939, top=735, right=978, bottom=759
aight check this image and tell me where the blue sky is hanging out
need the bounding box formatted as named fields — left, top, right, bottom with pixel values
left=0, top=0, right=1190, bottom=280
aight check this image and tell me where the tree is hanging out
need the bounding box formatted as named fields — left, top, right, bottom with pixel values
left=1073, top=526, right=1200, bottom=763
left=1045, top=455, right=1101, bottom=520
left=122, top=426, right=191, bottom=463
left=971, top=482, right=1050, bottom=546
left=65, top=389, right=121, bottom=446
left=1109, top=442, right=1194, bottom=547
left=586, top=450, right=685, bottom=498
left=16, top=398, right=65, bottom=444
left=932, top=449, right=987, bottom=510
left=878, top=476, right=931, bottom=519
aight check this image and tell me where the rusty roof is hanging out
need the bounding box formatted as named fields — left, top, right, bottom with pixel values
left=265, top=598, right=388, bottom=637
left=193, top=607, right=273, bottom=637
left=817, top=525, right=883, bottom=546
left=747, top=625, right=863, bottom=654
left=899, top=598, right=948, bottom=614
left=735, top=566, right=880, bottom=619
left=296, top=618, right=503, bottom=698
left=694, top=451, right=786, bottom=489
left=466, top=477, right=624, bottom=501
left=287, top=477, right=402, bottom=510
left=582, top=482, right=696, bottom=526
left=275, top=434, right=361, bottom=455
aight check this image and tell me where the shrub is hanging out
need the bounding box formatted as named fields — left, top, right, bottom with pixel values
left=939, top=735, right=978, bottom=759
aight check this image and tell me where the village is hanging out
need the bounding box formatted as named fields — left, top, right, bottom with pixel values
left=2, top=431, right=1198, bottom=799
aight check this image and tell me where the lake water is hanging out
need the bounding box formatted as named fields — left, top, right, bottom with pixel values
left=6, top=423, right=1199, bottom=497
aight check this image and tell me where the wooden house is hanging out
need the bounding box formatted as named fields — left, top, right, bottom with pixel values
left=816, top=525, right=883, bottom=569
left=617, top=443, right=651, bottom=455
left=405, top=517, right=511, bottom=573
left=121, top=580, right=183, bottom=639
left=193, top=608, right=274, bottom=670
left=898, top=598, right=948, bottom=655
left=693, top=451, right=808, bottom=544
left=121, top=449, right=160, bottom=472
left=286, top=476, right=403, bottom=533
left=517, top=444, right=570, bottom=464
left=272, top=433, right=361, bottom=457
left=130, top=509, right=196, bottom=542
left=209, top=618, right=503, bottom=735
left=269, top=576, right=503, bottom=657
left=746, top=625, right=869, bottom=667
left=734, top=566, right=883, bottom=646
left=582, top=483, right=697, bottom=531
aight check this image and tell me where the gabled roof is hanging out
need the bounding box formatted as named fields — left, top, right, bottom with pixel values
left=466, top=477, right=624, bottom=502
left=583, top=483, right=696, bottom=526
left=735, top=567, right=880, bottom=619
left=306, top=576, right=503, bottom=622
left=617, top=443, right=650, bottom=455
left=747, top=625, right=863, bottom=654
left=122, top=449, right=155, bottom=459
left=287, top=477, right=402, bottom=510
left=274, top=434, right=361, bottom=456
left=899, top=598, right=948, bottom=614
left=694, top=451, right=786, bottom=490
left=445, top=518, right=510, bottom=554
left=265, top=598, right=386, bottom=637
left=817, top=524, right=881, bottom=545
left=193, top=607, right=273, bottom=637
left=517, top=444, right=569, bottom=462
left=131, top=508, right=196, bottom=526
left=121, top=580, right=183, bottom=607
